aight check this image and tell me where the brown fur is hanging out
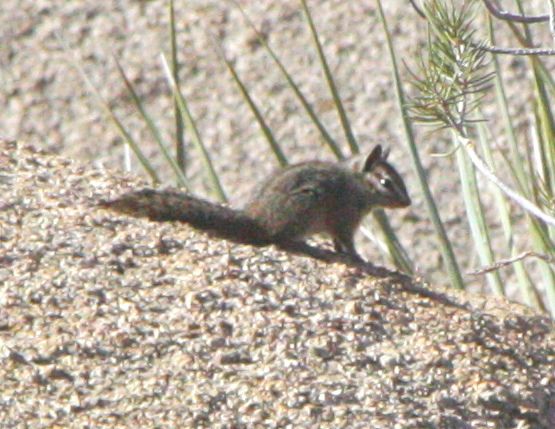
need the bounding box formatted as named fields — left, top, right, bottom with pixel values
left=100, top=145, right=410, bottom=260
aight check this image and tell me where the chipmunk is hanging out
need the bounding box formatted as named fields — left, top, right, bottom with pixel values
left=99, top=145, right=410, bottom=261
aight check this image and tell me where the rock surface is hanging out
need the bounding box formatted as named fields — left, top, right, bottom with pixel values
left=1, top=141, right=554, bottom=428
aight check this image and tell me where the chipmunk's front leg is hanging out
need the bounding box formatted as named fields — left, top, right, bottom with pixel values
left=332, top=229, right=364, bottom=262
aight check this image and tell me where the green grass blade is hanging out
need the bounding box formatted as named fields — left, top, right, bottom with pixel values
left=160, top=54, right=227, bottom=202
left=461, top=137, right=555, bottom=227
left=532, top=79, right=555, bottom=199
left=370, top=209, right=414, bottom=273
left=464, top=134, right=555, bottom=312
left=376, top=0, right=465, bottom=289
left=113, top=56, right=189, bottom=189
left=230, top=0, right=344, bottom=160
left=454, top=132, right=504, bottom=296
left=300, top=0, right=358, bottom=155
left=529, top=67, right=555, bottom=314
left=213, top=42, right=288, bottom=167
left=489, top=18, right=554, bottom=311
left=489, top=18, right=530, bottom=194
left=60, top=36, right=160, bottom=183
left=169, top=0, right=186, bottom=172
left=476, top=119, right=541, bottom=308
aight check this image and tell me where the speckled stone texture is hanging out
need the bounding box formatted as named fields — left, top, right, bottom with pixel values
left=1, top=140, right=554, bottom=428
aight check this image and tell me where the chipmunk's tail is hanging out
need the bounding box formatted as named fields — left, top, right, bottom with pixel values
left=99, top=189, right=272, bottom=246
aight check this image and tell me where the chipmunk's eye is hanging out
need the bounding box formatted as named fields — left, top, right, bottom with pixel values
left=380, top=177, right=393, bottom=189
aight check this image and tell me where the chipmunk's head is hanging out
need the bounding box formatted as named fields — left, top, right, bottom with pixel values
left=360, top=144, right=411, bottom=208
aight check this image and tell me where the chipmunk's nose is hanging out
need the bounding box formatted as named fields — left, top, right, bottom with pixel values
left=396, top=192, right=411, bottom=208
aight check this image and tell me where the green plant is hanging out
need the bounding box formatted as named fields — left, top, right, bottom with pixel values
left=70, top=0, right=555, bottom=315
left=405, top=0, right=555, bottom=313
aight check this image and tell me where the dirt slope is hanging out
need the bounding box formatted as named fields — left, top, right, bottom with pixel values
left=1, top=141, right=553, bottom=428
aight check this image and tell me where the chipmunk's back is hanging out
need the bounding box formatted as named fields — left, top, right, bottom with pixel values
left=245, top=161, right=378, bottom=244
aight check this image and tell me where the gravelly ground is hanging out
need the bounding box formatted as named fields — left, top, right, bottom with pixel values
left=1, top=141, right=554, bottom=428
left=3, top=0, right=555, bottom=297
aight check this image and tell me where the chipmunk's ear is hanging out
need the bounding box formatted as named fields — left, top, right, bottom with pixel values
left=363, top=144, right=383, bottom=172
